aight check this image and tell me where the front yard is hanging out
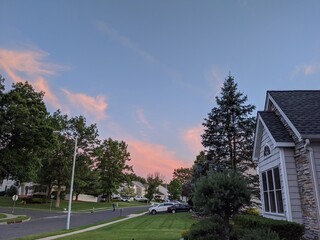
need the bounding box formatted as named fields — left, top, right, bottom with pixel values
left=0, top=196, right=148, bottom=212
left=60, top=212, right=195, bottom=240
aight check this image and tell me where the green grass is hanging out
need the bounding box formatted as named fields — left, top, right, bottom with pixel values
left=61, top=212, right=196, bottom=240
left=0, top=213, right=6, bottom=219
left=0, top=215, right=29, bottom=223
left=0, top=196, right=148, bottom=212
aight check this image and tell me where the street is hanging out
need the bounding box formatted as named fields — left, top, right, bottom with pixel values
left=0, top=206, right=149, bottom=240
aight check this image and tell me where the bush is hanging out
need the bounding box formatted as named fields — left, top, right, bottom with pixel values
left=0, top=191, right=6, bottom=196
left=233, top=214, right=305, bottom=240
left=242, top=208, right=260, bottom=216
left=239, top=228, right=280, bottom=240
left=186, top=216, right=228, bottom=240
left=6, top=186, right=18, bottom=197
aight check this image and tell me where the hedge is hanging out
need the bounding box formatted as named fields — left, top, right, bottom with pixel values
left=233, top=214, right=305, bottom=240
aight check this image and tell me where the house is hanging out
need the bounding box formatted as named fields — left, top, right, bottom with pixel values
left=253, top=90, right=320, bottom=239
left=0, top=176, right=47, bottom=196
left=131, top=181, right=146, bottom=197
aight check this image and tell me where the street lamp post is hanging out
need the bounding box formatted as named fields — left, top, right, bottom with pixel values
left=53, top=131, right=78, bottom=230
left=66, top=136, right=78, bottom=230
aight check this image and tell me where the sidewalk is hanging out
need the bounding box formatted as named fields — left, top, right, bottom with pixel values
left=37, top=212, right=148, bottom=240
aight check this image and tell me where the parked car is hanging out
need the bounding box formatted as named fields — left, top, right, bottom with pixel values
left=148, top=202, right=174, bottom=215
left=167, top=203, right=193, bottom=213
left=134, top=196, right=148, bottom=202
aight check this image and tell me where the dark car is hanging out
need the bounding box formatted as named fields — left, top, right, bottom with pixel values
left=167, top=203, right=193, bottom=213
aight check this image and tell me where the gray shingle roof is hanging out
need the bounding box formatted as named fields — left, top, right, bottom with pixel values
left=268, top=91, right=320, bottom=136
left=259, top=111, right=294, bottom=142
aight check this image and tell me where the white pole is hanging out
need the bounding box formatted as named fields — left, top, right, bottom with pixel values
left=66, top=136, right=78, bottom=230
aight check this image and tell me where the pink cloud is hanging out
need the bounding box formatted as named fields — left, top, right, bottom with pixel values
left=128, top=139, right=191, bottom=182
left=0, top=48, right=62, bottom=109
left=62, top=89, right=108, bottom=121
left=182, top=125, right=203, bottom=156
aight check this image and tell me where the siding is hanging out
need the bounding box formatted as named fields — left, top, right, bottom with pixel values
left=258, top=128, right=285, bottom=220
left=313, top=143, right=320, bottom=191
left=284, top=148, right=303, bottom=224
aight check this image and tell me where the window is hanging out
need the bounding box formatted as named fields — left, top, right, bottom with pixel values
left=261, top=167, right=284, bottom=214
left=264, top=145, right=271, bottom=157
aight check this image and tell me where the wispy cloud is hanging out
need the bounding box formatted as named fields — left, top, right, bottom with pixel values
left=128, top=139, right=191, bottom=181
left=205, top=66, right=225, bottom=97
left=96, top=21, right=157, bottom=64
left=135, top=108, right=152, bottom=129
left=0, top=48, right=63, bottom=109
left=62, top=89, right=108, bottom=121
left=181, top=125, right=203, bottom=157
left=293, top=63, right=320, bottom=76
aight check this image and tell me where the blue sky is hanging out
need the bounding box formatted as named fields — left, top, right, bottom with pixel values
left=0, top=0, right=319, bottom=181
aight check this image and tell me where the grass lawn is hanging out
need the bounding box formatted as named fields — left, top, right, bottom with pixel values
left=0, top=213, right=6, bottom=219
left=61, top=212, right=196, bottom=240
left=0, top=196, right=148, bottom=212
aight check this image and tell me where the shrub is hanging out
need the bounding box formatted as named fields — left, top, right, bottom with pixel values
left=0, top=191, right=6, bottom=196
left=186, top=216, right=228, bottom=240
left=6, top=186, right=18, bottom=197
left=239, top=228, right=280, bottom=240
left=233, top=214, right=305, bottom=240
left=242, top=208, right=260, bottom=216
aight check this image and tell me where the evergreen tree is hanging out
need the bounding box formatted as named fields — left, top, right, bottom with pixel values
left=201, top=74, right=258, bottom=197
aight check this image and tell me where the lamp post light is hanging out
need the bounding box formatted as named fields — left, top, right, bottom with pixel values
left=53, top=131, right=78, bottom=230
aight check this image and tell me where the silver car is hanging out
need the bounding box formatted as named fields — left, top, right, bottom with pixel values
left=148, top=202, right=174, bottom=215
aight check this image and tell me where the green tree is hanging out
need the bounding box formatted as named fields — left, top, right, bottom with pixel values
left=96, top=138, right=133, bottom=202
left=192, top=170, right=251, bottom=240
left=145, top=172, right=163, bottom=201
left=200, top=74, right=258, bottom=198
left=167, top=178, right=181, bottom=200
left=0, top=80, right=52, bottom=182
left=173, top=167, right=192, bottom=185
left=37, top=112, right=99, bottom=207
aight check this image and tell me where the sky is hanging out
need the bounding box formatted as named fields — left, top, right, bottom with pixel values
left=0, top=0, right=320, bottom=182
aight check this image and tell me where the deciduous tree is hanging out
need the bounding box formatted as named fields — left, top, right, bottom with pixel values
left=95, top=138, right=133, bottom=202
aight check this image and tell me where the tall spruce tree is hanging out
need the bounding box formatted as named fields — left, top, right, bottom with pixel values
left=201, top=74, right=257, bottom=191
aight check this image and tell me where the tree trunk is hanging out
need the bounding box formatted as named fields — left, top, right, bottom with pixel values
left=76, top=193, right=79, bottom=201
left=55, top=185, right=61, bottom=207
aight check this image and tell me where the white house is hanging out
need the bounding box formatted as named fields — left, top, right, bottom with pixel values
left=253, top=90, right=320, bottom=239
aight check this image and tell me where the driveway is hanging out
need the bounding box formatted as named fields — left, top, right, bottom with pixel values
left=0, top=206, right=149, bottom=240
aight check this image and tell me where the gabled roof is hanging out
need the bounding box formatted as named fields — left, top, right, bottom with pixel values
left=253, top=90, right=320, bottom=160
left=267, top=90, right=320, bottom=139
left=259, top=111, right=294, bottom=143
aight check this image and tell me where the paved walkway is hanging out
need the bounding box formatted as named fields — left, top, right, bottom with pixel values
left=37, top=212, right=148, bottom=240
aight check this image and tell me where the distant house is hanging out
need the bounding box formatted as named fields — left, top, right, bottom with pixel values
left=253, top=91, right=320, bottom=239
left=131, top=181, right=146, bottom=197
left=0, top=176, right=47, bottom=196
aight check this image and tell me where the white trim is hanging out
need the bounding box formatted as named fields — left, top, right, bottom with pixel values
left=268, top=94, right=302, bottom=141
left=279, top=148, right=292, bottom=221
left=253, top=117, right=263, bottom=161
left=259, top=116, right=277, bottom=150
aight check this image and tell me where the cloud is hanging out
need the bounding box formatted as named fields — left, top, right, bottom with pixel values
left=182, top=125, right=203, bottom=156
left=135, top=108, right=152, bottom=129
left=293, top=63, right=320, bottom=76
left=62, top=89, right=108, bottom=121
left=97, top=21, right=157, bottom=64
left=128, top=139, right=191, bottom=182
left=0, top=48, right=63, bottom=109
left=205, top=66, right=225, bottom=96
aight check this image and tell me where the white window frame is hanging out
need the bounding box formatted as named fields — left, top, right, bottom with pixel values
left=261, top=166, right=284, bottom=214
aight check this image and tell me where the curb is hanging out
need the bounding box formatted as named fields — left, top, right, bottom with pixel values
left=36, top=212, right=148, bottom=240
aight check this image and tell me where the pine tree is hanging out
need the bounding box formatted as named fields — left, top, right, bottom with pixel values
left=201, top=74, right=257, bottom=193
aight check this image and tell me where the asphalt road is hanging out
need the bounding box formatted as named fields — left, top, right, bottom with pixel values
left=0, top=206, right=149, bottom=240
